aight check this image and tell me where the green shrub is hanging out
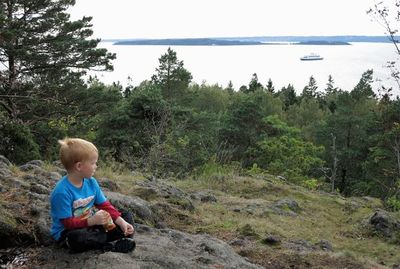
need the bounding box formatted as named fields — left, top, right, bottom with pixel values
left=302, top=178, right=320, bottom=191
left=0, top=116, right=40, bottom=164
left=195, top=156, right=240, bottom=182
left=386, top=196, right=400, bottom=211
left=247, top=163, right=266, bottom=177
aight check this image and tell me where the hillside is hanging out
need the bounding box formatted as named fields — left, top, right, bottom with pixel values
left=1, top=156, right=400, bottom=269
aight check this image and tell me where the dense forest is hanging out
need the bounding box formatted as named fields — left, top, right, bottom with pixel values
left=1, top=0, right=400, bottom=211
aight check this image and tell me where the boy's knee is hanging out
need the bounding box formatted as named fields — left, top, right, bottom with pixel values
left=119, top=209, right=134, bottom=225
left=65, top=229, right=107, bottom=253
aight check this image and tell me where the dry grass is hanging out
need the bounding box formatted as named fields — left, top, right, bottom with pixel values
left=50, top=164, right=400, bottom=268
left=172, top=175, right=400, bottom=268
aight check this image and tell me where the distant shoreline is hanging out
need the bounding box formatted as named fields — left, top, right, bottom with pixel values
left=113, top=40, right=351, bottom=46
left=106, top=35, right=395, bottom=46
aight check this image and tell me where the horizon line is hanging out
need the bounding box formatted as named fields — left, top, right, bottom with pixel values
left=100, top=35, right=394, bottom=41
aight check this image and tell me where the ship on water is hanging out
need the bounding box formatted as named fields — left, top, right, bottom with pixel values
left=300, top=53, right=323, bottom=61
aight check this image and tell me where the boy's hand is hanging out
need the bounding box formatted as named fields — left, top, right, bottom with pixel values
left=115, top=217, right=135, bottom=236
left=88, top=210, right=110, bottom=226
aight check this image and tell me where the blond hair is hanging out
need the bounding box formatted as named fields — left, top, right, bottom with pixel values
left=58, top=138, right=98, bottom=170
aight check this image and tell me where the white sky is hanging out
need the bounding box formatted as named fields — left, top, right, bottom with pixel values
left=69, top=0, right=389, bottom=39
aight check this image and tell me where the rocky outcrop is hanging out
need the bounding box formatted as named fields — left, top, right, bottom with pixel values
left=271, top=198, right=301, bottom=216
left=368, top=210, right=400, bottom=239
left=32, top=224, right=263, bottom=269
left=0, top=156, right=263, bottom=268
left=105, top=191, right=160, bottom=226
left=134, top=180, right=195, bottom=211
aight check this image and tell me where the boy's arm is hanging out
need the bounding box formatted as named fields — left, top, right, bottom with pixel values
left=95, top=201, right=121, bottom=221
left=61, top=210, right=111, bottom=229
left=61, top=217, right=88, bottom=230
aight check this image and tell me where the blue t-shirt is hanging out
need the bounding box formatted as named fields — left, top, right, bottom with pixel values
left=50, top=176, right=107, bottom=241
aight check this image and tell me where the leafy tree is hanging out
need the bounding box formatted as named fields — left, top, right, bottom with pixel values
left=96, top=84, right=168, bottom=164
left=276, top=84, right=298, bottom=110
left=364, top=98, right=400, bottom=199
left=187, top=84, right=230, bottom=114
left=368, top=1, right=400, bottom=91
left=220, top=91, right=282, bottom=166
left=316, top=79, right=378, bottom=195
left=0, top=112, right=40, bottom=163
left=285, top=97, right=328, bottom=141
left=239, top=85, right=248, bottom=93
left=256, top=115, right=325, bottom=180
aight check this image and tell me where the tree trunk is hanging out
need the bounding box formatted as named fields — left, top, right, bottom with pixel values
left=331, top=133, right=338, bottom=193
left=4, top=0, right=19, bottom=119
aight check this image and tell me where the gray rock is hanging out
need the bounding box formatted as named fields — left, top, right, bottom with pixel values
left=0, top=161, right=11, bottom=178
left=262, top=234, right=281, bottom=245
left=52, top=167, right=67, bottom=176
left=369, top=210, right=400, bottom=238
left=0, top=155, right=11, bottom=166
left=46, top=172, right=63, bottom=183
left=19, top=164, right=42, bottom=172
left=136, top=180, right=187, bottom=199
left=105, top=191, right=159, bottom=225
left=243, top=203, right=263, bottom=215
left=34, top=214, right=53, bottom=246
left=0, top=209, right=18, bottom=248
left=315, top=239, right=333, bottom=251
left=98, top=178, right=120, bottom=191
left=26, top=160, right=44, bottom=167
left=22, top=174, right=37, bottom=181
left=33, top=169, right=61, bottom=184
left=30, top=183, right=50, bottom=195
left=32, top=224, right=263, bottom=269
left=273, top=199, right=300, bottom=211
left=190, top=191, right=217, bottom=203
left=29, top=192, right=49, bottom=203
left=276, top=175, right=286, bottom=181
left=229, top=238, right=247, bottom=246
left=6, top=177, right=30, bottom=188
left=134, top=180, right=195, bottom=212
left=271, top=199, right=300, bottom=216
left=283, top=239, right=316, bottom=252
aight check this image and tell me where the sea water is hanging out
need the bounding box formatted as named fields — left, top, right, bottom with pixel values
left=92, top=42, right=399, bottom=96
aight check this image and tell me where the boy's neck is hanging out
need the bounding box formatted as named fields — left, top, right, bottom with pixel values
left=67, top=172, right=84, bottom=188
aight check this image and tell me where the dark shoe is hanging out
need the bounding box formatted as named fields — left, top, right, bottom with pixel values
left=103, top=238, right=136, bottom=253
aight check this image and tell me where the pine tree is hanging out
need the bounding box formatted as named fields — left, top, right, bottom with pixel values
left=266, top=78, right=275, bottom=93
left=0, top=0, right=115, bottom=122
left=248, top=73, right=263, bottom=92
left=301, top=76, right=318, bottom=99
left=151, top=47, right=192, bottom=100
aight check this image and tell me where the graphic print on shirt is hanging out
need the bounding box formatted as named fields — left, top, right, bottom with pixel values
left=72, top=195, right=95, bottom=219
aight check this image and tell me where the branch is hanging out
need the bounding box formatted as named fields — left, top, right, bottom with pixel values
left=0, top=99, right=13, bottom=115
left=0, top=94, right=35, bottom=99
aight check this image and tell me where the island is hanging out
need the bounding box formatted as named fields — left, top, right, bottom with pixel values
left=110, top=36, right=394, bottom=46
left=113, top=38, right=263, bottom=46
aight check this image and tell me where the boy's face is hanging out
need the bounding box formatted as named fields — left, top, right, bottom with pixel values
left=79, top=153, right=98, bottom=179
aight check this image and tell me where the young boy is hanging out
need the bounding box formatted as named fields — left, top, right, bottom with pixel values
left=50, top=138, right=135, bottom=253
